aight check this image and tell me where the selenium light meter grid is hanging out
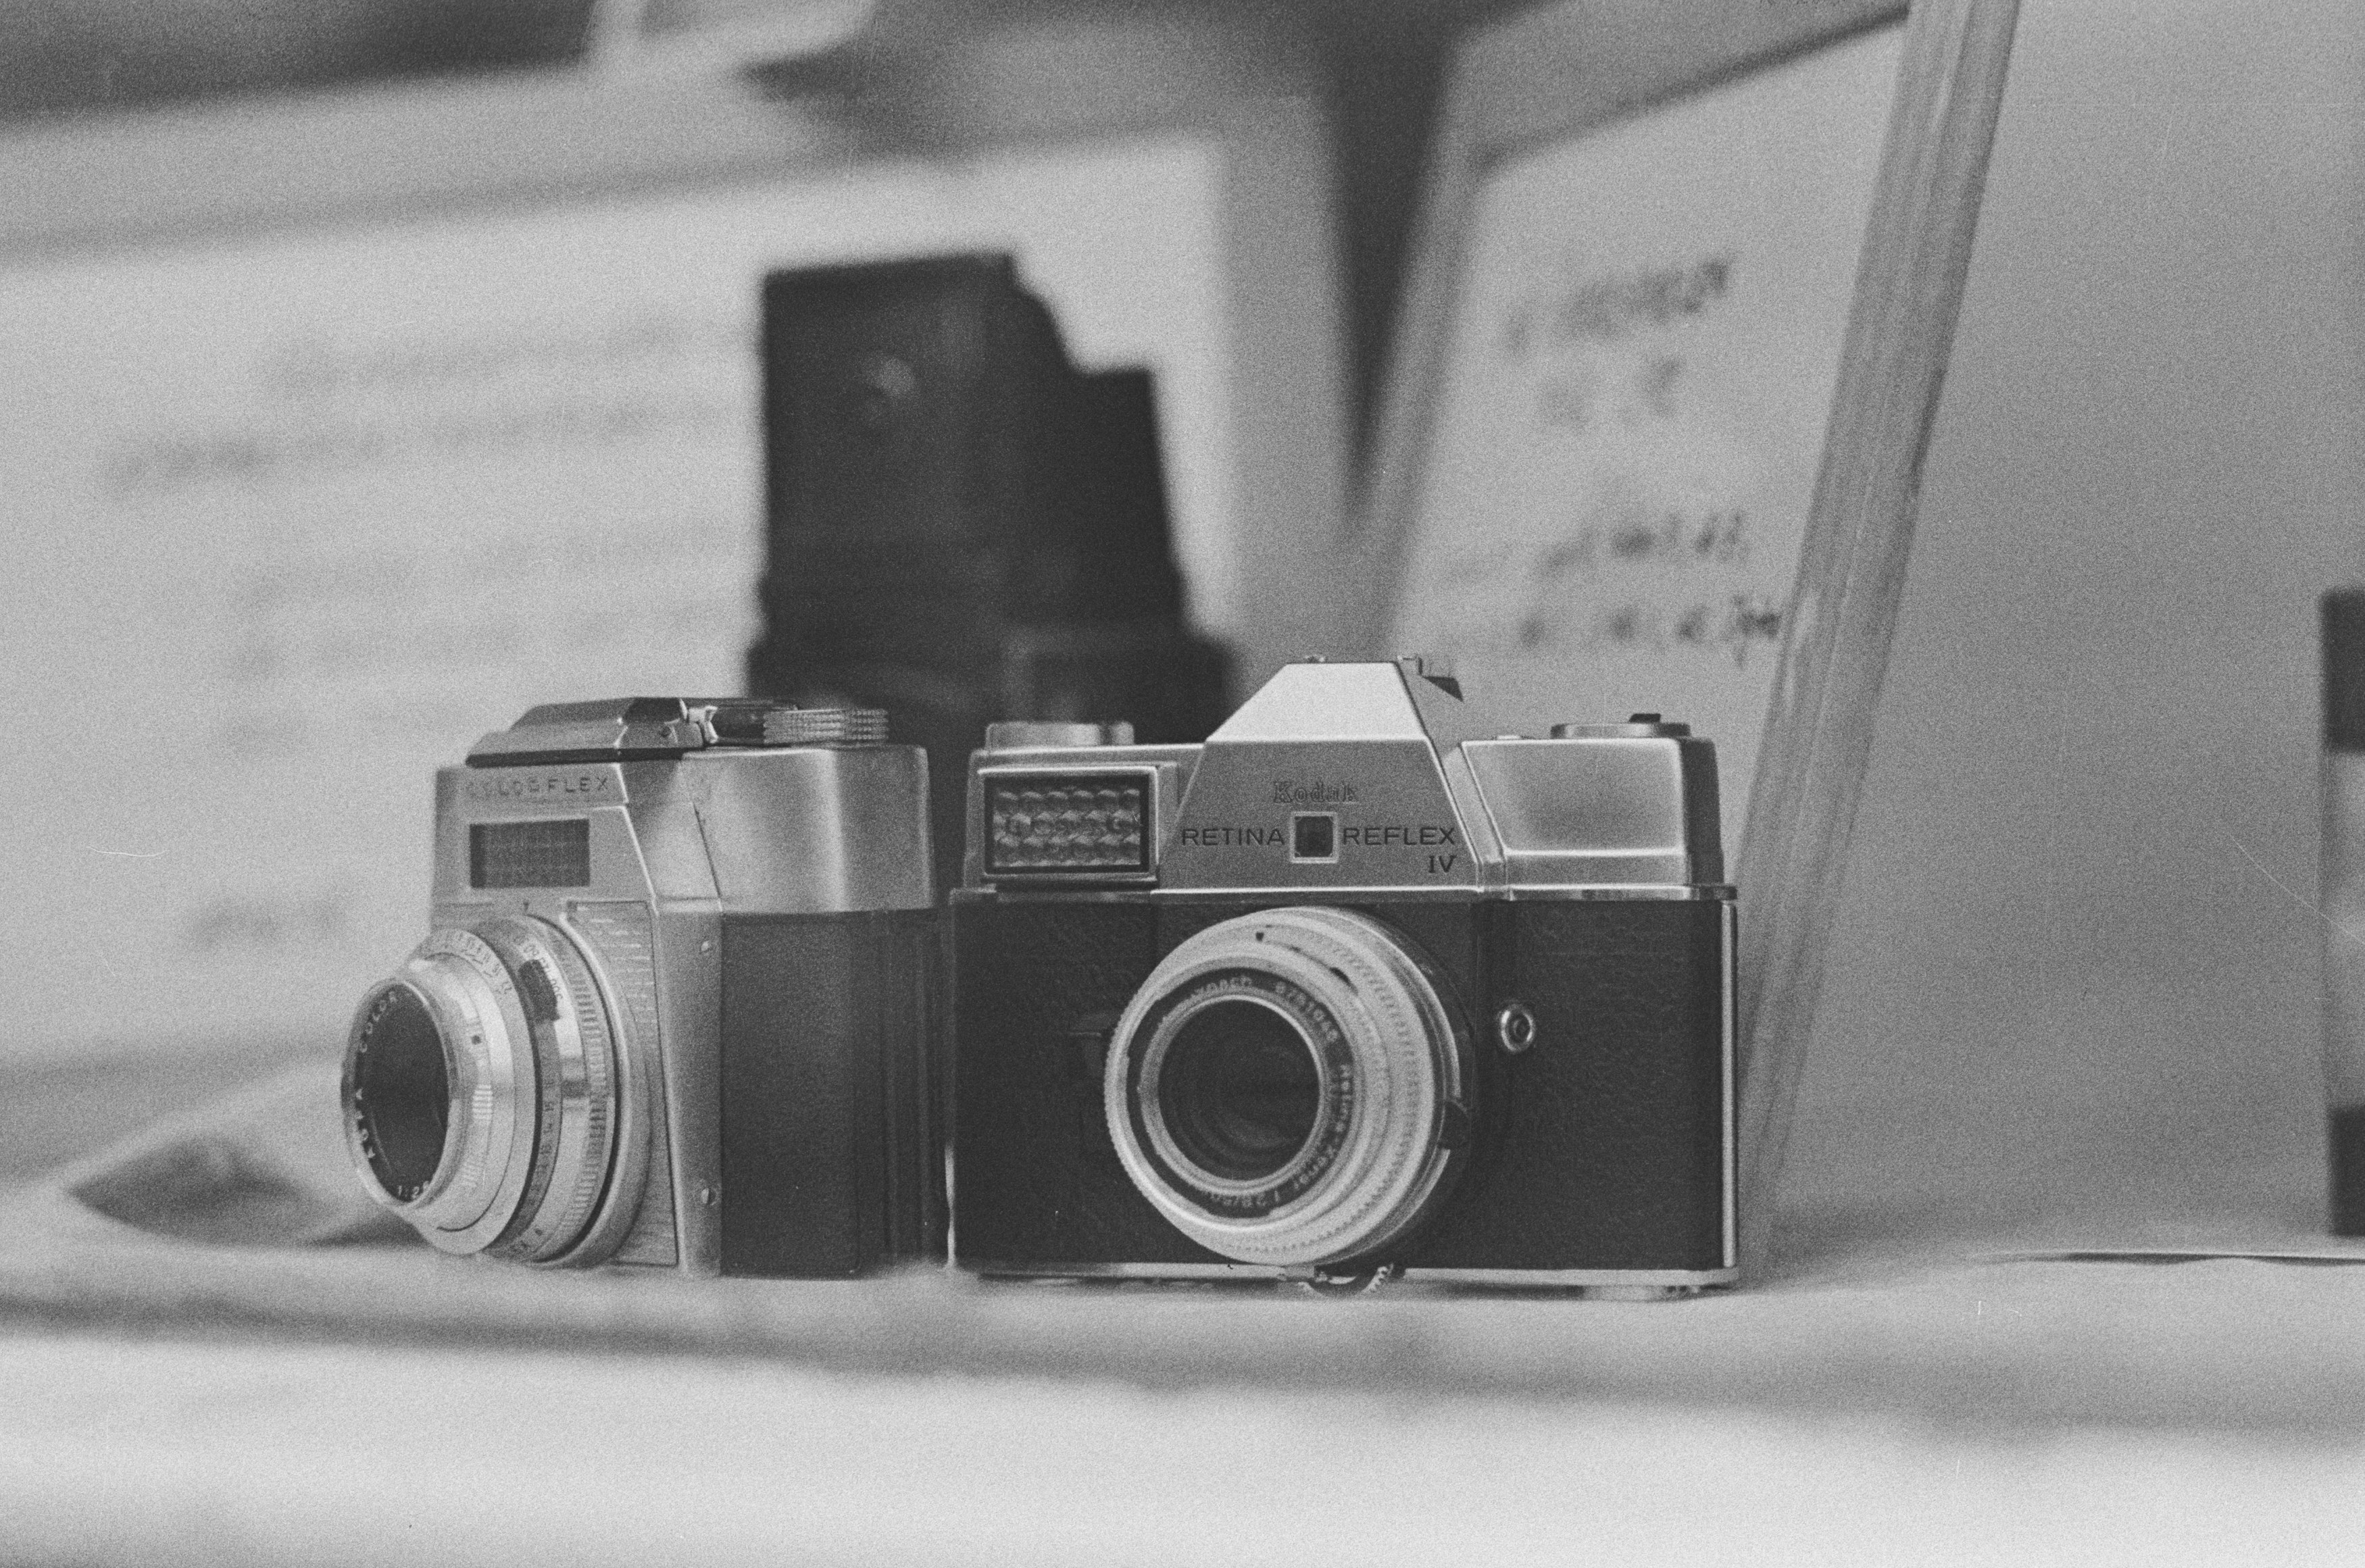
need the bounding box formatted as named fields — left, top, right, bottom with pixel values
left=985, top=773, right=1151, bottom=875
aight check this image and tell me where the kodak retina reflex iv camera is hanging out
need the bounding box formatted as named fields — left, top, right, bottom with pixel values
left=950, top=659, right=1736, bottom=1294
left=341, top=699, right=939, bottom=1277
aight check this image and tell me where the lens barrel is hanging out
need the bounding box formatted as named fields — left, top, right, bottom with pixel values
left=341, top=917, right=626, bottom=1265
left=1103, top=907, right=1472, bottom=1267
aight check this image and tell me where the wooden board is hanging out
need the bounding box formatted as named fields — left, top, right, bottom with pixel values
left=1359, top=0, right=2018, bottom=1273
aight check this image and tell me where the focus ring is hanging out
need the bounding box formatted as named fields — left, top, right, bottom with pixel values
left=477, top=917, right=620, bottom=1265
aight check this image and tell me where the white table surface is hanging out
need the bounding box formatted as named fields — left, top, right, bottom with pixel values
left=4, top=1312, right=2364, bottom=1567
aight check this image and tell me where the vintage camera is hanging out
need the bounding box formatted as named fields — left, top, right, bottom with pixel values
left=340, top=698, right=939, bottom=1277
left=746, top=254, right=1230, bottom=895
left=949, top=659, right=1735, bottom=1295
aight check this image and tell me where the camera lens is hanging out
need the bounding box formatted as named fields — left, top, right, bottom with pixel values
left=349, top=986, right=451, bottom=1203
left=1157, top=1001, right=1322, bottom=1182
left=1105, top=907, right=1473, bottom=1269
left=342, top=917, right=626, bottom=1265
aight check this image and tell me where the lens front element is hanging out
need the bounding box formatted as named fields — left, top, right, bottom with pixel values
left=341, top=917, right=624, bottom=1265
left=349, top=984, right=453, bottom=1203
left=1158, top=1001, right=1322, bottom=1183
left=1105, top=907, right=1472, bottom=1268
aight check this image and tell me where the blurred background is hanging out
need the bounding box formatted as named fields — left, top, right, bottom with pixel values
left=0, top=0, right=1524, bottom=433
left=1, top=0, right=2360, bottom=1263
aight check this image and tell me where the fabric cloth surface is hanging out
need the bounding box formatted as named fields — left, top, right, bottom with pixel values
left=3, top=1054, right=2364, bottom=1435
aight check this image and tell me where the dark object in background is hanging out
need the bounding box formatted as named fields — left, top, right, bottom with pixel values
left=747, top=252, right=1228, bottom=894
left=2325, top=592, right=2365, bottom=1234
left=949, top=658, right=1737, bottom=1296
left=340, top=698, right=941, bottom=1278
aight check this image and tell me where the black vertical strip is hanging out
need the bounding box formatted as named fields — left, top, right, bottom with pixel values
left=878, top=912, right=944, bottom=1262
left=878, top=916, right=907, bottom=1263
left=2333, top=1109, right=2365, bottom=1236
left=919, top=909, right=949, bottom=1256
left=2326, top=590, right=2365, bottom=752
left=850, top=922, right=884, bottom=1271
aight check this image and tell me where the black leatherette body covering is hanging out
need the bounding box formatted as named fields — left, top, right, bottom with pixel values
left=1399, top=899, right=1728, bottom=1271
left=719, top=909, right=941, bottom=1277
left=951, top=899, right=1220, bottom=1266
left=950, top=895, right=1727, bottom=1273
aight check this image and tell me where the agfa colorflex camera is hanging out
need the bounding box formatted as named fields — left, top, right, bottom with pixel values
left=342, top=699, right=939, bottom=1278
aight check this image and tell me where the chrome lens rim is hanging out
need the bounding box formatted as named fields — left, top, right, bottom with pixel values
left=344, top=929, right=528, bottom=1246
left=343, top=977, right=473, bottom=1211
left=1103, top=906, right=1471, bottom=1268
left=341, top=917, right=622, bottom=1263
